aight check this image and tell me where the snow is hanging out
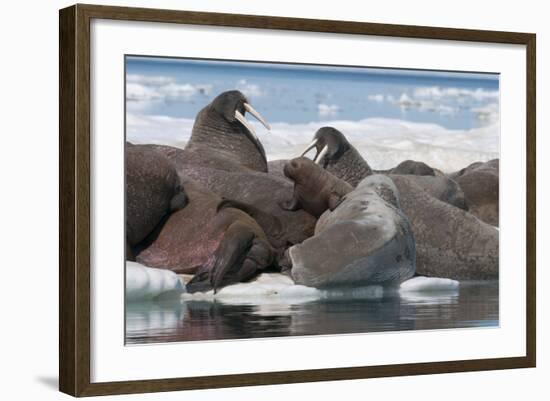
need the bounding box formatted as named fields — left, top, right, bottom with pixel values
left=127, top=114, right=498, bottom=173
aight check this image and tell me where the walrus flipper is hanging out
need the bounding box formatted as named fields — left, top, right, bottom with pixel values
left=186, top=222, right=274, bottom=294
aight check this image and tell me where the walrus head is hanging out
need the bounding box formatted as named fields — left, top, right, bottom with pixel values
left=283, top=157, right=317, bottom=184
left=210, top=90, right=271, bottom=155
left=300, top=127, right=351, bottom=167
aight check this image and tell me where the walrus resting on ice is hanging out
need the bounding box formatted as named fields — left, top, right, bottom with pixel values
left=136, top=179, right=276, bottom=293
left=280, top=157, right=353, bottom=217
left=125, top=143, right=188, bottom=259
left=288, top=175, right=416, bottom=288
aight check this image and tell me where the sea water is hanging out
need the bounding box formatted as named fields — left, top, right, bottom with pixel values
left=125, top=279, right=498, bottom=345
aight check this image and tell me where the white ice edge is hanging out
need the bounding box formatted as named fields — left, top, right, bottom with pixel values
left=126, top=262, right=186, bottom=302
left=174, top=272, right=459, bottom=305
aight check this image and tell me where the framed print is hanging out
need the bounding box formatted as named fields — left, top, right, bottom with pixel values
left=59, top=4, right=536, bottom=397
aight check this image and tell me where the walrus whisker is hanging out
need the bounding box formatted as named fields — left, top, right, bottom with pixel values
left=300, top=139, right=318, bottom=157
left=314, top=145, right=329, bottom=164
left=234, top=110, right=259, bottom=141
left=244, top=102, right=271, bottom=131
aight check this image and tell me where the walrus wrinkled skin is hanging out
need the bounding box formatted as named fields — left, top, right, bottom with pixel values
left=390, top=174, right=468, bottom=211
left=142, top=144, right=317, bottom=250
left=391, top=175, right=498, bottom=280
left=136, top=179, right=276, bottom=293
left=300, top=126, right=373, bottom=187
left=298, top=130, right=498, bottom=280
left=125, top=143, right=188, bottom=260
left=184, top=90, right=270, bottom=172
left=281, top=157, right=353, bottom=217
left=289, top=175, right=416, bottom=288
left=450, top=159, right=499, bottom=226
left=390, top=160, right=436, bottom=176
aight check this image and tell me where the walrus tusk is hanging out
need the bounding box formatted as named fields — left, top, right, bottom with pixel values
left=314, top=145, right=329, bottom=164
left=235, top=110, right=259, bottom=141
left=244, top=103, right=271, bottom=131
left=300, top=139, right=318, bottom=157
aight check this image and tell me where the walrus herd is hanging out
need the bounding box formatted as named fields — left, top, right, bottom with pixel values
left=126, top=90, right=499, bottom=293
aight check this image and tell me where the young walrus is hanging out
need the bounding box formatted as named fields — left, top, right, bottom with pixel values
left=280, top=157, right=353, bottom=218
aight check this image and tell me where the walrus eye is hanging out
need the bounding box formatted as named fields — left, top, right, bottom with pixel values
left=243, top=103, right=271, bottom=131
left=300, top=138, right=318, bottom=158
left=314, top=145, right=329, bottom=164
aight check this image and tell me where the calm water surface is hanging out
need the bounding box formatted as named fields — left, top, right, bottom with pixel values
left=125, top=281, right=498, bottom=345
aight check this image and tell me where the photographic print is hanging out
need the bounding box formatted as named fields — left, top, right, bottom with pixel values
left=124, top=56, right=500, bottom=345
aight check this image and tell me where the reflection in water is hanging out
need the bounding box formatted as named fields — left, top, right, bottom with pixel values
left=125, top=281, right=498, bottom=345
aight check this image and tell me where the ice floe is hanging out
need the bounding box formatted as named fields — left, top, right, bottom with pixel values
left=126, top=261, right=186, bottom=302
left=399, top=276, right=459, bottom=293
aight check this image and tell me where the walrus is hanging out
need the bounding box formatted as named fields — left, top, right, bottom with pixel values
left=142, top=144, right=317, bottom=250
left=184, top=90, right=271, bottom=172
left=289, top=175, right=416, bottom=288
left=125, top=143, right=188, bottom=260
left=389, top=174, right=468, bottom=211
left=296, top=130, right=498, bottom=280
left=300, top=126, right=373, bottom=187
left=136, top=179, right=277, bottom=293
left=280, top=157, right=353, bottom=217
left=390, top=175, right=498, bottom=280
left=390, top=160, right=436, bottom=176
left=450, top=159, right=499, bottom=226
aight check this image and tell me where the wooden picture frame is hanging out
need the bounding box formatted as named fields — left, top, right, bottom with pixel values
left=59, top=3, right=536, bottom=397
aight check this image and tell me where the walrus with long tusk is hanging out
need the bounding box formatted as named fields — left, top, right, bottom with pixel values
left=184, top=90, right=271, bottom=172
left=300, top=126, right=373, bottom=187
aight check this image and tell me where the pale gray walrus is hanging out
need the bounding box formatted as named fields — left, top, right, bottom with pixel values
left=297, top=128, right=498, bottom=280
left=136, top=179, right=277, bottom=293
left=288, top=174, right=416, bottom=288
left=125, top=143, right=188, bottom=260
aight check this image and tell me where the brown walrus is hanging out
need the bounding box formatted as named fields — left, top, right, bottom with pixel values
left=300, top=126, right=373, bottom=187
left=142, top=144, right=317, bottom=250
left=450, top=159, right=499, bottom=226
left=136, top=179, right=276, bottom=293
left=279, top=157, right=353, bottom=217
left=125, top=143, right=188, bottom=260
left=390, top=175, right=498, bottom=280
left=184, top=90, right=271, bottom=173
